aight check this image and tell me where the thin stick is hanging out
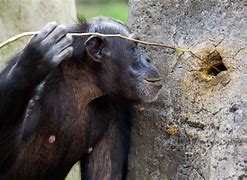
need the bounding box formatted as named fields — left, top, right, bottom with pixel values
left=0, top=31, right=38, bottom=49
left=2, top=31, right=223, bottom=73
left=0, top=31, right=201, bottom=57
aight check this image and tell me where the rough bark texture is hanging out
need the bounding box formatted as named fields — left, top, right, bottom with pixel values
left=0, top=0, right=80, bottom=179
left=128, top=0, right=247, bottom=180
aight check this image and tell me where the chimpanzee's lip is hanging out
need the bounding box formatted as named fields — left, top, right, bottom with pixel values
left=144, top=77, right=162, bottom=83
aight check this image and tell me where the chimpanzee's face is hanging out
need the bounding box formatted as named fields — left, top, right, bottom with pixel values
left=85, top=18, right=162, bottom=101
left=108, top=38, right=162, bottom=101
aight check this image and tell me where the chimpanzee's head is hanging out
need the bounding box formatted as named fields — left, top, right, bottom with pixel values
left=79, top=17, right=162, bottom=102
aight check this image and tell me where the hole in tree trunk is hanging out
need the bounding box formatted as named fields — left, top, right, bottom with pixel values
left=205, top=50, right=227, bottom=76
left=207, top=63, right=227, bottom=76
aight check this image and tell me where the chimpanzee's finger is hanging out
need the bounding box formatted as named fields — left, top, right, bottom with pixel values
left=35, top=22, right=57, bottom=41
left=50, top=47, right=73, bottom=67
left=52, top=34, right=73, bottom=53
left=42, top=25, right=67, bottom=47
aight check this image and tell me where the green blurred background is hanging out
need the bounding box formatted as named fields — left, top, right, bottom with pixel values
left=76, top=0, right=129, bottom=23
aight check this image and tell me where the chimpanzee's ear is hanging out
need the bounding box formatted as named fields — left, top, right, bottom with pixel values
left=85, top=36, right=106, bottom=63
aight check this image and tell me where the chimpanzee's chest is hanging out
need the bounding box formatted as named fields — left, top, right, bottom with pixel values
left=6, top=99, right=113, bottom=179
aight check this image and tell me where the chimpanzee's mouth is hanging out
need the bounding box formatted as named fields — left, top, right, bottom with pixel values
left=144, top=78, right=162, bottom=83
left=142, top=77, right=163, bottom=101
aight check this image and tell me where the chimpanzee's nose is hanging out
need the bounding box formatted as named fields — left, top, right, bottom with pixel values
left=146, top=57, right=151, bottom=63
left=145, top=64, right=162, bottom=83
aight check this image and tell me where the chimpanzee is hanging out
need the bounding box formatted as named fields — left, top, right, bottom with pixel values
left=0, top=17, right=162, bottom=179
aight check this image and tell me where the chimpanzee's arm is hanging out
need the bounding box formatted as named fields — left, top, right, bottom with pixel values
left=0, top=22, right=73, bottom=176
left=82, top=120, right=130, bottom=180
left=0, top=22, right=73, bottom=128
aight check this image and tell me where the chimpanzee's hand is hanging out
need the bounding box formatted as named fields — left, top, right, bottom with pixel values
left=18, top=22, right=73, bottom=74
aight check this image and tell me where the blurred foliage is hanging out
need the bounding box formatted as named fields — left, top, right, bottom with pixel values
left=76, top=0, right=128, bottom=23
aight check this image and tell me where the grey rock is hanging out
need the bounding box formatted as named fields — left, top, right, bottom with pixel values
left=128, top=0, right=247, bottom=179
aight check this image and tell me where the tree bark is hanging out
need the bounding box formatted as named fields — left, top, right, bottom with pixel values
left=0, top=0, right=80, bottom=179
left=128, top=0, right=247, bottom=179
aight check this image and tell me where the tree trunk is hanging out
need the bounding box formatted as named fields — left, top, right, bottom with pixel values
left=128, top=0, right=247, bottom=179
left=0, top=0, right=80, bottom=179
left=0, top=0, right=76, bottom=70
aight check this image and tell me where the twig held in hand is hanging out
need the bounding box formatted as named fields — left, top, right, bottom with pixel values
left=0, top=31, right=203, bottom=61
